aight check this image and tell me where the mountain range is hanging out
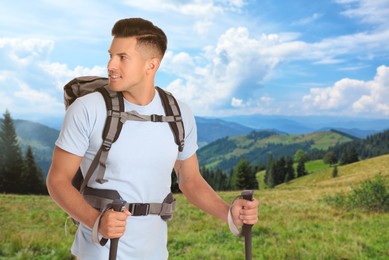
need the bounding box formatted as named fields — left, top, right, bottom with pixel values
left=6, top=114, right=389, bottom=177
left=218, top=114, right=389, bottom=138
left=35, top=114, right=388, bottom=139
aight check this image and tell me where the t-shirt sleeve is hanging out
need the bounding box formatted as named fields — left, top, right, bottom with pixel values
left=177, top=101, right=198, bottom=161
left=55, top=98, right=92, bottom=157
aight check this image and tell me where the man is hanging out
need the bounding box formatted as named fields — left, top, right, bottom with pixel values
left=47, top=18, right=259, bottom=259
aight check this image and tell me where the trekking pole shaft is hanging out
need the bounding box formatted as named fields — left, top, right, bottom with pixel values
left=243, top=224, right=253, bottom=260
left=109, top=238, right=119, bottom=260
left=109, top=199, right=126, bottom=260
left=241, top=190, right=254, bottom=260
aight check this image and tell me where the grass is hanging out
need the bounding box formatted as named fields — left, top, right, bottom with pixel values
left=1, top=155, right=389, bottom=259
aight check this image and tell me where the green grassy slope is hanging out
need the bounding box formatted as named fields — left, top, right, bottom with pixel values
left=279, top=154, right=389, bottom=189
left=1, top=155, right=388, bottom=259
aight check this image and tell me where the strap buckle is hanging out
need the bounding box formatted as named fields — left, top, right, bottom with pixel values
left=151, top=114, right=163, bottom=122
left=129, top=203, right=150, bottom=216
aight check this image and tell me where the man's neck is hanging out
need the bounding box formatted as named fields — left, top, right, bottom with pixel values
left=122, top=85, right=156, bottom=106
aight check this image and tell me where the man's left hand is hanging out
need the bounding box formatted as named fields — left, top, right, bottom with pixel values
left=230, top=198, right=259, bottom=227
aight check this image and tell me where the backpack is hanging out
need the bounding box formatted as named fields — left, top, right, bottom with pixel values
left=63, top=76, right=185, bottom=194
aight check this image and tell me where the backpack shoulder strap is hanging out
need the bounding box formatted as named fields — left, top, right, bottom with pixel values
left=156, top=87, right=185, bottom=152
left=79, top=84, right=125, bottom=193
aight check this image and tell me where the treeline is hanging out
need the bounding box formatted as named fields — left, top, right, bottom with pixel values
left=263, top=150, right=310, bottom=188
left=310, top=129, right=389, bottom=167
left=0, top=110, right=46, bottom=194
left=171, top=159, right=259, bottom=192
left=202, top=159, right=259, bottom=191
left=328, top=129, right=389, bottom=162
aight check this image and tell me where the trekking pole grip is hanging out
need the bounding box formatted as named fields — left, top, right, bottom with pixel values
left=241, top=190, right=254, bottom=260
left=109, top=199, right=126, bottom=260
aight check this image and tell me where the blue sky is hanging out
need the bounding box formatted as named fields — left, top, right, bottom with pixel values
left=1, top=0, right=389, bottom=122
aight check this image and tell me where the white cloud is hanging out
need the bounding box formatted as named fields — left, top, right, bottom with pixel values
left=0, top=74, right=63, bottom=116
left=293, top=13, right=323, bottom=26
left=0, top=37, right=106, bottom=117
left=39, top=62, right=106, bottom=90
left=1, top=1, right=388, bottom=119
left=352, top=65, right=389, bottom=115
left=231, top=97, right=243, bottom=107
left=303, top=65, right=389, bottom=116
left=14, top=82, right=62, bottom=112
left=165, top=26, right=283, bottom=114
left=122, top=0, right=231, bottom=16
left=121, top=0, right=245, bottom=37
left=0, top=38, right=54, bottom=66
left=258, top=96, right=273, bottom=106
left=163, top=20, right=389, bottom=115
left=336, top=0, right=389, bottom=28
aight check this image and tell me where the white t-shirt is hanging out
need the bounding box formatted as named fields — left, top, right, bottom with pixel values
left=56, top=89, right=198, bottom=260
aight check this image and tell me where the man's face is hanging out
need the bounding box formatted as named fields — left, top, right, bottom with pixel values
left=107, top=37, right=147, bottom=93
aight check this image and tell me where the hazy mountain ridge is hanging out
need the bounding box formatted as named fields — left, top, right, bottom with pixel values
left=195, top=116, right=254, bottom=146
left=219, top=114, right=389, bottom=137
left=13, top=120, right=58, bottom=177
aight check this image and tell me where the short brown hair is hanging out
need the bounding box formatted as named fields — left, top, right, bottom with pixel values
left=111, top=18, right=167, bottom=58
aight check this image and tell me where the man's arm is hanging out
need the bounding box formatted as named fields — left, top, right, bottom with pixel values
left=46, top=146, right=130, bottom=238
left=174, top=153, right=259, bottom=226
left=46, top=146, right=100, bottom=228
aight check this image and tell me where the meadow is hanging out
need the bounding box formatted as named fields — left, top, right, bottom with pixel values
left=1, top=155, right=388, bottom=259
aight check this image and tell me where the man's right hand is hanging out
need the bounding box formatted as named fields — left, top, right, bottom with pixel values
left=99, top=208, right=132, bottom=239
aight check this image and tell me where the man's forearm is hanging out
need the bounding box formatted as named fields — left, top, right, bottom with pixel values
left=47, top=176, right=99, bottom=229
left=179, top=174, right=230, bottom=223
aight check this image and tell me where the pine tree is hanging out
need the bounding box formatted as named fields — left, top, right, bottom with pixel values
left=340, top=146, right=359, bottom=165
left=323, top=151, right=337, bottom=166
left=332, top=165, right=338, bottom=178
left=294, top=149, right=308, bottom=163
left=247, top=167, right=259, bottom=190
left=296, top=158, right=307, bottom=178
left=348, top=147, right=359, bottom=163
left=233, top=159, right=257, bottom=190
left=21, top=146, right=45, bottom=194
left=274, top=157, right=286, bottom=185
left=0, top=110, right=24, bottom=193
left=264, top=153, right=274, bottom=188
left=284, top=156, right=295, bottom=182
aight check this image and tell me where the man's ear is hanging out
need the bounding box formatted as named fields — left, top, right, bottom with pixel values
left=147, top=58, right=160, bottom=73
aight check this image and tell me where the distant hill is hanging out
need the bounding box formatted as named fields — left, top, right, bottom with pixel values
left=13, top=120, right=58, bottom=177
left=197, top=130, right=355, bottom=172
left=195, top=117, right=253, bottom=146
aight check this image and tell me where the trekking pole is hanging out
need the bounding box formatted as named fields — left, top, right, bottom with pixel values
left=241, top=190, right=254, bottom=260
left=109, top=199, right=126, bottom=260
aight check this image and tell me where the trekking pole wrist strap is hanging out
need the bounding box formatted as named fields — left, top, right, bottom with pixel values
left=227, top=194, right=244, bottom=236
left=92, top=207, right=110, bottom=246
left=228, top=206, right=241, bottom=236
